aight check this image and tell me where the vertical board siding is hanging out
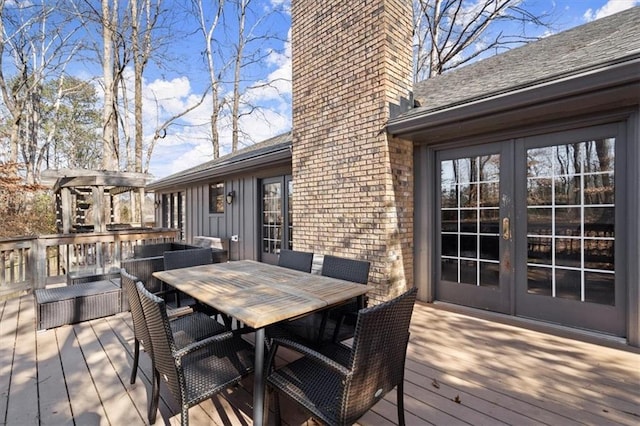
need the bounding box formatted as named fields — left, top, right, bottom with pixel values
left=164, top=163, right=291, bottom=261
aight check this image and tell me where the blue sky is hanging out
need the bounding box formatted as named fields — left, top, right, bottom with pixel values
left=86, top=0, right=638, bottom=180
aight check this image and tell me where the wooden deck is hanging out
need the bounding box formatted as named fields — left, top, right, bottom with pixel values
left=1, top=294, right=638, bottom=425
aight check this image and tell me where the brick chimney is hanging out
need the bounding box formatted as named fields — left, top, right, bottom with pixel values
left=291, top=0, right=414, bottom=300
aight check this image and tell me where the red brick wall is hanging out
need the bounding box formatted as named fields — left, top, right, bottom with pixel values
left=291, top=0, right=414, bottom=301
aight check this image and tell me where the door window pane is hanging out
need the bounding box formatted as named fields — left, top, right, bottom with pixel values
left=460, top=210, right=477, bottom=233
left=480, top=236, right=499, bottom=261
left=440, top=153, right=500, bottom=288
left=527, top=208, right=552, bottom=235
left=526, top=138, right=616, bottom=304
left=585, top=272, right=615, bottom=305
left=441, top=259, right=458, bottom=282
left=480, top=208, right=499, bottom=233
left=527, top=237, right=552, bottom=264
left=555, top=269, right=582, bottom=301
left=555, top=238, right=582, bottom=268
left=527, top=266, right=553, bottom=296
left=262, top=182, right=282, bottom=255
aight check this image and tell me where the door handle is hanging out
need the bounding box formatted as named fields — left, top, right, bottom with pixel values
left=502, top=217, right=511, bottom=240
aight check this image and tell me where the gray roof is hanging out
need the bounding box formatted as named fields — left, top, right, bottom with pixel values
left=410, top=7, right=640, bottom=116
left=147, top=132, right=292, bottom=190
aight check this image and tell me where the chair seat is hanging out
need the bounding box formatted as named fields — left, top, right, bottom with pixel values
left=268, top=342, right=356, bottom=425
left=268, top=354, right=344, bottom=425
left=170, top=312, right=227, bottom=348
left=182, top=336, right=254, bottom=406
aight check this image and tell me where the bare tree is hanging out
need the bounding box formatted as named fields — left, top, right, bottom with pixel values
left=0, top=0, right=82, bottom=183
left=194, top=0, right=225, bottom=159
left=42, top=77, right=102, bottom=169
left=413, top=0, right=550, bottom=81
left=193, top=0, right=288, bottom=158
left=100, top=0, right=120, bottom=170
left=129, top=0, right=162, bottom=173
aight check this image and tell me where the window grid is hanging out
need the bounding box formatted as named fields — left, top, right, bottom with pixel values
left=262, top=183, right=282, bottom=255
left=440, top=155, right=500, bottom=288
left=526, top=140, right=615, bottom=304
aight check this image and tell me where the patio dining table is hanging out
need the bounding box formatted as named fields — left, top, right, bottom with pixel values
left=153, top=259, right=369, bottom=426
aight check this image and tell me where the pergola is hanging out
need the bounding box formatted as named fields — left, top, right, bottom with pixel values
left=41, top=169, right=153, bottom=234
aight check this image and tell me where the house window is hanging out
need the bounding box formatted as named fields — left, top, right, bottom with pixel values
left=209, top=182, right=224, bottom=213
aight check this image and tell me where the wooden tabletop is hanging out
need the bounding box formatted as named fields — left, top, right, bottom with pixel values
left=153, top=260, right=369, bottom=329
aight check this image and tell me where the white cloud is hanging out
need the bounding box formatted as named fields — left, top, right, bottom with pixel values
left=270, top=0, right=291, bottom=13
left=148, top=103, right=291, bottom=179
left=583, top=0, right=639, bottom=21
left=89, top=25, right=292, bottom=180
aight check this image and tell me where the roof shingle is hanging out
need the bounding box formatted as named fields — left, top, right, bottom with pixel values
left=411, top=7, right=640, bottom=116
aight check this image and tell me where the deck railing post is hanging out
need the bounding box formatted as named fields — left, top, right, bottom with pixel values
left=31, top=237, right=47, bottom=290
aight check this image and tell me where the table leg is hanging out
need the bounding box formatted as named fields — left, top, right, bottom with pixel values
left=253, top=327, right=265, bottom=426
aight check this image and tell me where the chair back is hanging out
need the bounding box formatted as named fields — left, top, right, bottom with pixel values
left=278, top=249, right=314, bottom=273
left=121, top=270, right=153, bottom=352
left=164, top=248, right=213, bottom=271
left=321, top=255, right=370, bottom=284
left=134, top=242, right=173, bottom=258
left=136, top=281, right=184, bottom=399
left=121, top=257, right=165, bottom=294
left=343, top=287, right=417, bottom=424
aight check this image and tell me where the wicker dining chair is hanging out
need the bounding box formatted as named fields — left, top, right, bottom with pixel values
left=136, top=282, right=254, bottom=426
left=278, top=249, right=314, bottom=273
left=163, top=248, right=213, bottom=308
left=121, top=270, right=227, bottom=385
left=319, top=255, right=370, bottom=343
left=269, top=255, right=371, bottom=346
left=266, top=287, right=417, bottom=426
left=163, top=247, right=213, bottom=270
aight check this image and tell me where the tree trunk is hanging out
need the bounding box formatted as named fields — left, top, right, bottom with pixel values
left=102, top=0, right=118, bottom=170
left=231, top=0, right=247, bottom=153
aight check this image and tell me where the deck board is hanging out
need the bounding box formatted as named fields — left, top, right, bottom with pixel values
left=6, top=297, right=38, bottom=425
left=0, top=298, right=17, bottom=423
left=36, top=322, right=73, bottom=425
left=408, top=308, right=640, bottom=425
left=1, top=293, right=639, bottom=425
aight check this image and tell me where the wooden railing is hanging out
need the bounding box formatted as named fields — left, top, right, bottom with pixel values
left=0, top=228, right=179, bottom=298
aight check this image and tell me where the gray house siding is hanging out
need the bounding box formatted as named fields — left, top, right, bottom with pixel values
left=152, top=161, right=291, bottom=262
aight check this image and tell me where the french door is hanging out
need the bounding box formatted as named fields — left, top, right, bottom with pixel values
left=260, top=175, right=293, bottom=264
left=435, top=123, right=626, bottom=336
left=436, top=142, right=513, bottom=313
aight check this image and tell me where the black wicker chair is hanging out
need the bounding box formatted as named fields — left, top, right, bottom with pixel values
left=163, top=248, right=213, bottom=308
left=278, top=249, right=314, bottom=273
left=121, top=270, right=227, bottom=385
left=319, top=255, right=370, bottom=343
left=133, top=242, right=195, bottom=258
left=122, top=256, right=165, bottom=294
left=136, top=282, right=255, bottom=426
left=268, top=255, right=371, bottom=346
left=321, top=255, right=370, bottom=284
left=266, top=287, right=417, bottom=426
left=163, top=247, right=213, bottom=270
